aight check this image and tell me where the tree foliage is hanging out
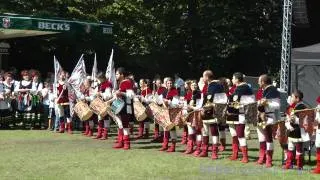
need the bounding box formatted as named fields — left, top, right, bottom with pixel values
left=0, top=0, right=283, bottom=78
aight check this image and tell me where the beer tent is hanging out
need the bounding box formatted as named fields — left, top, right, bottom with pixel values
left=0, top=13, right=113, bottom=69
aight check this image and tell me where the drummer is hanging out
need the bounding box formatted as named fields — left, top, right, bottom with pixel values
left=136, top=79, right=152, bottom=139
left=159, top=77, right=179, bottom=152
left=227, top=72, right=254, bottom=163
left=181, top=80, right=192, bottom=145
left=79, top=78, right=96, bottom=137
left=94, top=72, right=113, bottom=140
left=313, top=96, right=320, bottom=174
left=217, top=77, right=230, bottom=152
left=183, top=80, right=202, bottom=154
left=256, top=74, right=280, bottom=168
left=113, top=67, right=134, bottom=150
left=150, top=77, right=166, bottom=143
left=55, top=71, right=71, bottom=133
left=127, top=73, right=137, bottom=135
left=199, top=70, right=227, bottom=159
left=283, top=90, right=307, bottom=170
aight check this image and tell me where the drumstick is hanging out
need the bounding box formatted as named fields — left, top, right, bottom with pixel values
left=292, top=108, right=318, bottom=113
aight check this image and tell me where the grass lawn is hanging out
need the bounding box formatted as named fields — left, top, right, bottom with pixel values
left=0, top=126, right=319, bottom=180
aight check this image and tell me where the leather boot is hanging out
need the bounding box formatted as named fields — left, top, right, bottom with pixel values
left=83, top=122, right=89, bottom=136
left=198, top=136, right=209, bottom=157
left=282, top=150, right=293, bottom=169
left=296, top=154, right=303, bottom=170
left=193, top=140, right=202, bottom=157
left=136, top=122, right=144, bottom=139
left=256, top=142, right=266, bottom=165
left=229, top=136, right=239, bottom=160
left=67, top=122, right=73, bottom=134
left=240, top=146, right=249, bottom=163
left=167, top=139, right=176, bottom=153
left=99, top=128, right=108, bottom=140
left=93, top=121, right=103, bottom=139
left=184, top=134, right=195, bottom=154
left=312, top=148, right=320, bottom=174
left=86, top=127, right=93, bottom=137
left=180, top=126, right=188, bottom=144
left=153, top=125, right=159, bottom=139
left=159, top=131, right=169, bottom=151
left=265, top=150, right=273, bottom=168
left=113, top=128, right=124, bottom=149
left=123, top=135, right=131, bottom=150
left=218, top=138, right=226, bottom=152
left=211, top=145, right=218, bottom=160
left=58, top=120, right=65, bottom=133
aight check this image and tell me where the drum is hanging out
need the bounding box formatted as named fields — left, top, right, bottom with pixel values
left=224, top=104, right=240, bottom=124
left=148, top=102, right=175, bottom=131
left=296, top=109, right=316, bottom=136
left=111, top=98, right=125, bottom=115
left=273, top=121, right=287, bottom=144
left=184, top=110, right=203, bottom=129
left=244, top=102, right=258, bottom=124
left=90, top=97, right=108, bottom=117
left=147, top=102, right=163, bottom=118
left=133, top=100, right=147, bottom=122
left=169, top=108, right=183, bottom=127
left=74, top=101, right=93, bottom=121
left=213, top=103, right=228, bottom=123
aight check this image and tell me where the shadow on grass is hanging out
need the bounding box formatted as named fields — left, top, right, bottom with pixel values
left=131, top=141, right=155, bottom=145
left=135, top=145, right=162, bottom=149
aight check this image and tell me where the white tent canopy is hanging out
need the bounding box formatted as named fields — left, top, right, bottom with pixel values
left=291, top=43, right=320, bottom=107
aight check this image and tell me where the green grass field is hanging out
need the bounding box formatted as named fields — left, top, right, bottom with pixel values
left=0, top=126, right=319, bottom=180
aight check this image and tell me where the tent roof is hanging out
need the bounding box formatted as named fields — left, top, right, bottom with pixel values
left=0, top=13, right=113, bottom=39
left=291, top=43, right=320, bottom=65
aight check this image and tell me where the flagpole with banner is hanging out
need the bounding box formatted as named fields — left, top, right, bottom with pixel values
left=68, top=54, right=87, bottom=96
left=53, top=55, right=63, bottom=96
left=91, top=53, right=98, bottom=88
left=67, top=54, right=87, bottom=117
left=105, top=49, right=117, bottom=90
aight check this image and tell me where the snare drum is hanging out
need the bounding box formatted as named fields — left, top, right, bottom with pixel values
left=244, top=102, right=258, bottom=125
left=273, top=121, right=287, bottom=144
left=133, top=100, right=148, bottom=121
left=225, top=104, right=240, bottom=124
left=184, top=110, right=203, bottom=129
left=169, top=108, right=183, bottom=127
left=148, top=102, right=175, bottom=131
left=111, top=98, right=125, bottom=115
left=74, top=101, right=93, bottom=121
left=90, top=97, right=108, bottom=117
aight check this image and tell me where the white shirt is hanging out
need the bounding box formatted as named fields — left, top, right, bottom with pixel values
left=31, top=81, right=43, bottom=94
left=14, top=80, right=32, bottom=92
left=41, top=87, right=49, bottom=105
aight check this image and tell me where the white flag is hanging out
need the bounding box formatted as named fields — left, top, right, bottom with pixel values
left=91, top=53, right=98, bottom=88
left=53, top=56, right=63, bottom=95
left=68, top=54, right=87, bottom=96
left=105, top=49, right=117, bottom=90
left=92, top=53, right=97, bottom=81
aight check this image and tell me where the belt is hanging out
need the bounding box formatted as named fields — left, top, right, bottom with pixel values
left=266, top=112, right=275, bottom=114
left=58, top=103, right=69, bottom=106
